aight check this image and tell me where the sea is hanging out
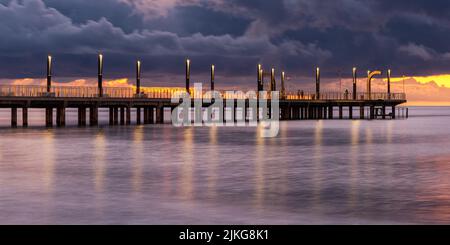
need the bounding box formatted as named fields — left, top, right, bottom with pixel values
left=0, top=107, right=449, bottom=224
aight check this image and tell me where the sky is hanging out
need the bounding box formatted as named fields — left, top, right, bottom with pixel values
left=1, top=0, right=450, bottom=104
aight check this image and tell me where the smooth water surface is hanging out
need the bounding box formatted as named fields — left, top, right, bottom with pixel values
left=1, top=107, right=450, bottom=224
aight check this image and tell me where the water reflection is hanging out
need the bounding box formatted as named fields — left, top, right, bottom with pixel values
left=2, top=108, right=450, bottom=224
left=254, top=124, right=266, bottom=210
left=206, top=126, right=218, bottom=200
left=312, top=120, right=323, bottom=212
left=180, top=127, right=194, bottom=200
left=93, top=130, right=106, bottom=193
left=410, top=153, right=450, bottom=223
left=349, top=121, right=360, bottom=209
left=132, top=126, right=144, bottom=193
left=42, top=130, right=55, bottom=193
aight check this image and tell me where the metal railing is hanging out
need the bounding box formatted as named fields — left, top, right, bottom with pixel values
left=285, top=91, right=406, bottom=100
left=0, top=85, right=406, bottom=101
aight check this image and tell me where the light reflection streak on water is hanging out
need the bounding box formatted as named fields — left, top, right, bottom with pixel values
left=254, top=125, right=266, bottom=210
left=349, top=121, right=360, bottom=209
left=312, top=120, right=323, bottom=213
left=2, top=107, right=450, bottom=224
left=206, top=126, right=218, bottom=200
left=42, top=130, right=55, bottom=194
left=93, top=131, right=106, bottom=193
left=132, top=126, right=144, bottom=193
left=180, top=127, right=194, bottom=201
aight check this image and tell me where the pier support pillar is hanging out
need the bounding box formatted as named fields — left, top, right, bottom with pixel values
left=126, top=107, right=131, bottom=125
left=89, top=107, right=98, bottom=126
left=369, top=106, right=375, bottom=120
left=120, top=107, right=125, bottom=125
left=328, top=106, right=333, bottom=119
left=113, top=107, right=119, bottom=125
left=339, top=106, right=343, bottom=119
left=144, top=107, right=150, bottom=124
left=109, top=107, right=114, bottom=125
left=149, top=107, right=154, bottom=124
left=57, top=107, right=66, bottom=127
left=392, top=106, right=396, bottom=119
left=360, top=106, right=365, bottom=119
left=11, top=107, right=17, bottom=128
left=78, top=107, right=86, bottom=126
left=281, top=106, right=288, bottom=120
left=136, top=107, right=141, bottom=125
left=382, top=106, right=386, bottom=119
left=156, top=106, right=164, bottom=124
left=46, top=107, right=53, bottom=127
left=22, top=108, right=28, bottom=127
left=294, top=107, right=299, bottom=120
left=349, top=106, right=353, bottom=119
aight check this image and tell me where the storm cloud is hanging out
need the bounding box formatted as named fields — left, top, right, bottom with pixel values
left=0, top=0, right=450, bottom=87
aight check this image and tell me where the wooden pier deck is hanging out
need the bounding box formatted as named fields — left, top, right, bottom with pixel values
left=0, top=85, right=406, bottom=127
left=0, top=55, right=407, bottom=127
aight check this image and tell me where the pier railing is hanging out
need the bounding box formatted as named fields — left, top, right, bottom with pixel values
left=0, top=85, right=406, bottom=101
left=285, top=92, right=406, bottom=100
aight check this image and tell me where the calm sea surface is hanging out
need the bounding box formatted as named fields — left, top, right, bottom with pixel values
left=1, top=107, right=450, bottom=224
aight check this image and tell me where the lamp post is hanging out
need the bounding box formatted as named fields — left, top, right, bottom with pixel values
left=98, top=54, right=103, bottom=97
left=47, top=55, right=52, bottom=93
left=257, top=64, right=262, bottom=91
left=387, top=69, right=391, bottom=99
left=211, top=64, right=215, bottom=91
left=271, top=68, right=276, bottom=92
left=352, top=67, right=357, bottom=100
left=136, top=60, right=141, bottom=95
left=186, top=59, right=190, bottom=94
left=316, top=67, right=320, bottom=100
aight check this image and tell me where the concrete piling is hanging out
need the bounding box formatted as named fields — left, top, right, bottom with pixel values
left=56, top=107, right=66, bottom=127
left=109, top=107, right=114, bottom=125
left=78, top=107, right=86, bottom=126
left=156, top=105, right=164, bottom=124
left=120, top=107, right=125, bottom=125
left=46, top=108, right=53, bottom=127
left=149, top=107, right=154, bottom=124
left=113, top=107, right=119, bottom=125
left=89, top=107, right=98, bottom=126
left=136, top=107, right=141, bottom=125
left=11, top=107, right=17, bottom=128
left=22, top=108, right=28, bottom=127
left=126, top=107, right=131, bottom=125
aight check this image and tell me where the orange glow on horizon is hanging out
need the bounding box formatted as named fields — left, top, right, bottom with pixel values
left=389, top=74, right=450, bottom=87
left=5, top=74, right=450, bottom=106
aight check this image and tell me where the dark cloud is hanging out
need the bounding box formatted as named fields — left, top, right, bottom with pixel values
left=0, top=0, right=450, bottom=88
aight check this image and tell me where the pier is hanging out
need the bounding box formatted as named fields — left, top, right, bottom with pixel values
left=0, top=55, right=407, bottom=127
